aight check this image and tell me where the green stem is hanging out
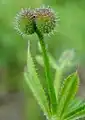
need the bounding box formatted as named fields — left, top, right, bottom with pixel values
left=33, top=20, right=57, bottom=114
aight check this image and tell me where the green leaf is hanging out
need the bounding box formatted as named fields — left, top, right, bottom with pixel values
left=24, top=42, right=51, bottom=119
left=67, top=98, right=85, bottom=112
left=54, top=68, right=62, bottom=101
left=36, top=54, right=58, bottom=69
left=36, top=54, right=63, bottom=101
left=36, top=48, right=64, bottom=101
left=57, top=72, right=79, bottom=119
left=36, top=55, right=44, bottom=66
left=36, top=54, right=59, bottom=112
left=63, top=98, right=85, bottom=120
left=65, top=102, right=85, bottom=120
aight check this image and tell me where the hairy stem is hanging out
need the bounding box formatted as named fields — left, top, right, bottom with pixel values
left=33, top=19, right=57, bottom=114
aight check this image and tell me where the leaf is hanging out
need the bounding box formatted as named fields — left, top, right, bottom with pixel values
left=36, top=54, right=60, bottom=104
left=24, top=43, right=51, bottom=119
left=57, top=72, right=79, bottom=119
left=65, top=102, right=85, bottom=120
left=36, top=54, right=63, bottom=101
left=63, top=98, right=85, bottom=119
left=54, top=68, right=63, bottom=101
left=67, top=98, right=85, bottom=112
left=36, top=55, right=44, bottom=66
left=36, top=54, right=58, bottom=69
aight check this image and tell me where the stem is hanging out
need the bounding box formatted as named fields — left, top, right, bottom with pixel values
left=33, top=20, right=57, bottom=114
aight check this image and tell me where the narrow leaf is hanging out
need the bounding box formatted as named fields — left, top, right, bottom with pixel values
left=24, top=43, right=50, bottom=119
left=36, top=54, right=58, bottom=69
left=36, top=54, right=63, bottom=101
left=54, top=68, right=62, bottom=101
left=57, top=72, right=79, bottom=119
left=36, top=53, right=61, bottom=101
left=36, top=55, right=44, bottom=66
left=65, top=102, right=85, bottom=120
left=68, top=98, right=85, bottom=112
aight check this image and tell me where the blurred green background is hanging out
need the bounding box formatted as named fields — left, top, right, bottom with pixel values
left=0, top=0, right=85, bottom=120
